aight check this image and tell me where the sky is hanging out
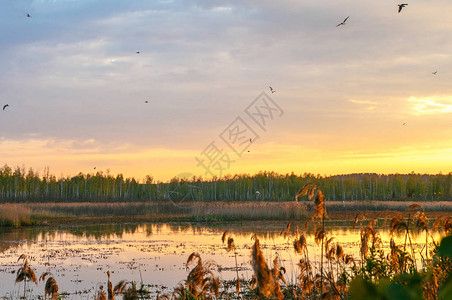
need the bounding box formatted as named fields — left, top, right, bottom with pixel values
left=1, top=0, right=452, bottom=181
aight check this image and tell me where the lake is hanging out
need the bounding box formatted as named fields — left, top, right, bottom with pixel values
left=0, top=220, right=442, bottom=299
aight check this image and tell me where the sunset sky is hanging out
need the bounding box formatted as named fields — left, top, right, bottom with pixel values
left=1, top=0, right=451, bottom=181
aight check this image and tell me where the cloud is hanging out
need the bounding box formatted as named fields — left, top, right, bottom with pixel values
left=409, top=96, right=452, bottom=115
left=1, top=0, right=452, bottom=178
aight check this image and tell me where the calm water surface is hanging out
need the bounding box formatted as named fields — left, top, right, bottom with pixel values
left=0, top=221, right=441, bottom=299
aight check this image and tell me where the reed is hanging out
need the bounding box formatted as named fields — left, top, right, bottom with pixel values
left=180, top=252, right=221, bottom=299
left=4, top=203, right=452, bottom=299
left=191, top=201, right=308, bottom=221
left=39, top=272, right=59, bottom=300
left=0, top=204, right=32, bottom=227
left=250, top=236, right=284, bottom=299
left=15, top=254, right=38, bottom=299
left=222, top=230, right=241, bottom=296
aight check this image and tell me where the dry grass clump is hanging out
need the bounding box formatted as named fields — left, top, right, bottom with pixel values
left=192, top=201, right=308, bottom=221
left=0, top=204, right=32, bottom=227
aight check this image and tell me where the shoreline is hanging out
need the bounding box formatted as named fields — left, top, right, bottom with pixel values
left=2, top=200, right=452, bottom=228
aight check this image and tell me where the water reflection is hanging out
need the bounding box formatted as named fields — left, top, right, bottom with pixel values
left=0, top=221, right=444, bottom=299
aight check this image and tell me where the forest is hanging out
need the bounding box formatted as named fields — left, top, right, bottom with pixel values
left=0, top=164, right=451, bottom=202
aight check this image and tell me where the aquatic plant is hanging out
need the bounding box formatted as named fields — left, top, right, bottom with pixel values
left=95, top=285, right=107, bottom=300
left=15, top=254, right=38, bottom=299
left=179, top=252, right=221, bottom=299
left=251, top=235, right=284, bottom=299
left=221, top=230, right=240, bottom=295
left=39, top=272, right=59, bottom=300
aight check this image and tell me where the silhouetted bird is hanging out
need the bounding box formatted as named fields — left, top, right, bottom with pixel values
left=94, top=167, right=96, bottom=170
left=403, top=122, right=406, bottom=125
left=2, top=104, right=9, bottom=111
left=398, top=4, right=408, bottom=13
left=27, top=13, right=32, bottom=18
left=336, top=16, right=349, bottom=27
left=269, top=86, right=276, bottom=93
left=432, top=71, right=437, bottom=75
left=145, top=100, right=148, bottom=103
left=249, top=138, right=252, bottom=143
left=136, top=51, right=140, bottom=54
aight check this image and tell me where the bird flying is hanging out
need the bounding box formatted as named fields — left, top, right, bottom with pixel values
left=269, top=86, right=276, bottom=93
left=26, top=13, right=32, bottom=18
left=145, top=100, right=148, bottom=103
left=398, top=4, right=408, bottom=13
left=432, top=71, right=437, bottom=75
left=336, top=16, right=349, bottom=27
left=136, top=51, right=140, bottom=54
left=2, top=104, right=9, bottom=111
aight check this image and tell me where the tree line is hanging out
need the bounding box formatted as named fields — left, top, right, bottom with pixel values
left=0, top=164, right=451, bottom=202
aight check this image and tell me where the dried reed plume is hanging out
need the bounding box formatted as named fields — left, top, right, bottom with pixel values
left=313, top=190, right=327, bottom=219
left=39, top=272, right=59, bottom=300
left=390, top=213, right=408, bottom=236
left=360, top=222, right=381, bottom=259
left=314, top=228, right=326, bottom=245
left=414, top=211, right=428, bottom=232
left=280, top=220, right=293, bottom=239
left=227, top=237, right=235, bottom=252
left=293, top=234, right=308, bottom=255
left=433, top=217, right=443, bottom=232
left=185, top=252, right=220, bottom=298
left=295, top=183, right=318, bottom=201
left=271, top=256, right=286, bottom=296
left=221, top=230, right=235, bottom=252
left=16, top=254, right=38, bottom=299
left=251, top=237, right=283, bottom=299
left=353, top=213, right=366, bottom=228
left=343, top=254, right=355, bottom=268
left=106, top=271, right=114, bottom=300
left=297, top=259, right=314, bottom=297
left=221, top=230, right=229, bottom=244
left=114, top=280, right=127, bottom=294
left=221, top=230, right=240, bottom=295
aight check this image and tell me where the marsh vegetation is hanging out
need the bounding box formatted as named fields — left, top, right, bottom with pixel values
left=1, top=205, right=451, bottom=299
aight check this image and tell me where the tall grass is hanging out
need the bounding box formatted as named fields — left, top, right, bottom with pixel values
left=0, top=204, right=33, bottom=227
left=190, top=201, right=308, bottom=221
left=3, top=200, right=452, bottom=228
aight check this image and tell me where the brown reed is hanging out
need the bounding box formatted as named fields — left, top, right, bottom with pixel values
left=39, top=272, right=59, bottom=300
left=185, top=252, right=220, bottom=298
left=221, top=230, right=240, bottom=295
left=16, top=254, right=38, bottom=299
left=96, top=286, right=107, bottom=300
left=251, top=236, right=283, bottom=299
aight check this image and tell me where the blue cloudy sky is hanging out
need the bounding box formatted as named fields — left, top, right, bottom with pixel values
left=1, top=0, right=452, bottom=180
